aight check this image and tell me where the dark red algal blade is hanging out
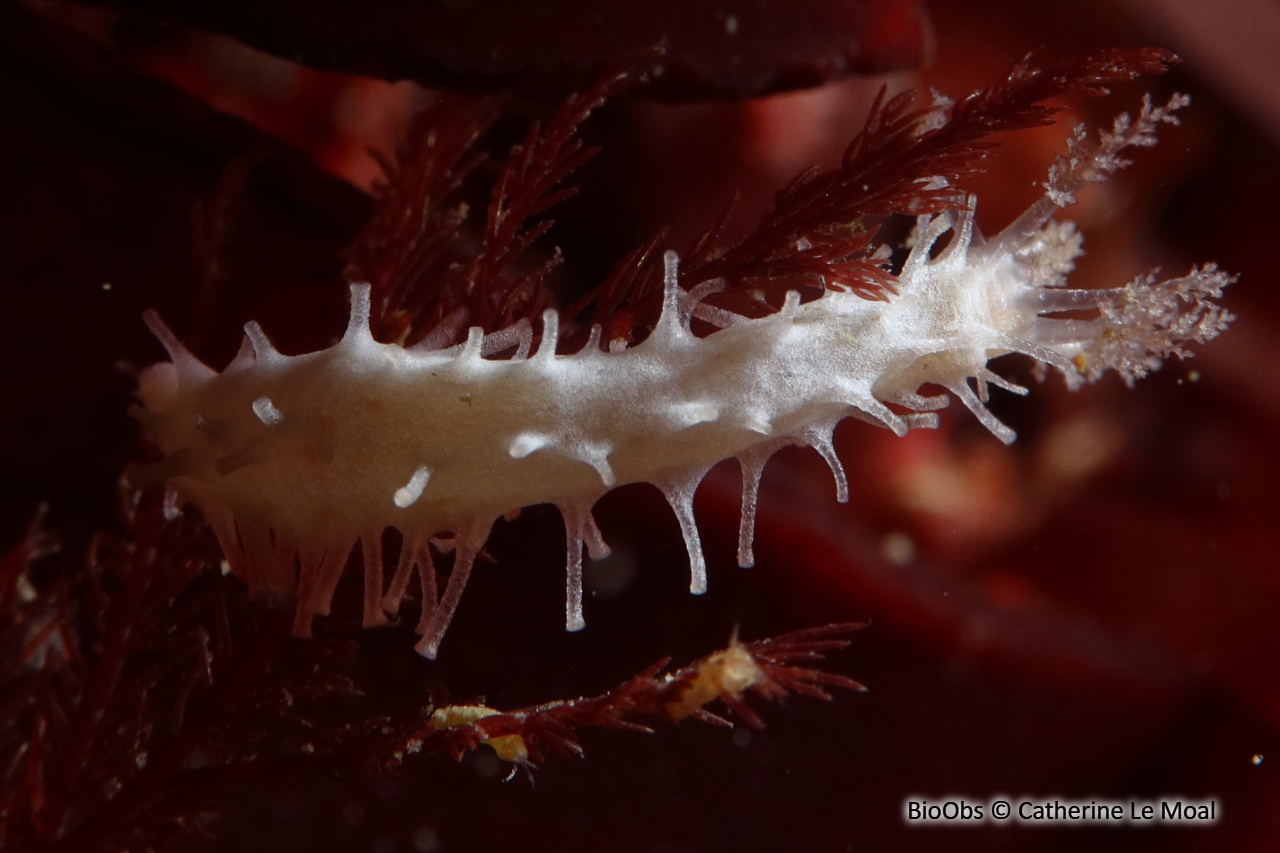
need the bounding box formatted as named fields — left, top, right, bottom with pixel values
left=73, top=0, right=926, bottom=99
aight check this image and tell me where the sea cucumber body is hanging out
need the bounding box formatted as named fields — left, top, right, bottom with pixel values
left=138, top=197, right=1221, bottom=657
left=132, top=90, right=1235, bottom=657
left=136, top=215, right=1049, bottom=657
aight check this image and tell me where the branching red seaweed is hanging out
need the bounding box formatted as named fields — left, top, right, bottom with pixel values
left=414, top=624, right=866, bottom=769
left=0, top=491, right=864, bottom=848
left=347, top=51, right=659, bottom=347
left=573, top=48, right=1180, bottom=336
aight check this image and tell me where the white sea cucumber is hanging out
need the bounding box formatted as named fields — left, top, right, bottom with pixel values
left=132, top=98, right=1232, bottom=658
